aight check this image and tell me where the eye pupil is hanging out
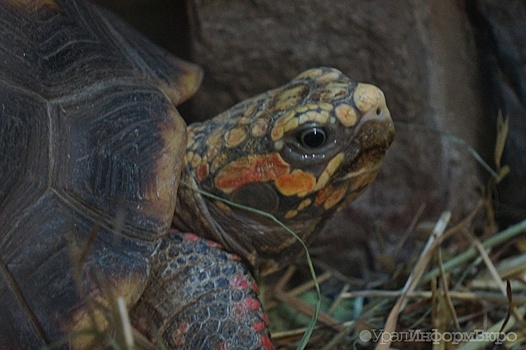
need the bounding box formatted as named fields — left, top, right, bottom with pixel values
left=299, top=127, right=327, bottom=148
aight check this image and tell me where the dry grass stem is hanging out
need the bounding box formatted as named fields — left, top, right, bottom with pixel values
left=374, top=211, right=451, bottom=350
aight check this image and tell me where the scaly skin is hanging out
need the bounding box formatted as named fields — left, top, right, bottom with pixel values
left=132, top=67, right=395, bottom=349
left=131, top=230, right=273, bottom=349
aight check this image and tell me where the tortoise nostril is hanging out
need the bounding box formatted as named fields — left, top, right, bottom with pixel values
left=376, top=107, right=381, bottom=115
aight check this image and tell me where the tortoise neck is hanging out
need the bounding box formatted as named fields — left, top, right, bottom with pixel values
left=173, top=162, right=326, bottom=276
left=173, top=167, right=217, bottom=237
left=173, top=157, right=316, bottom=275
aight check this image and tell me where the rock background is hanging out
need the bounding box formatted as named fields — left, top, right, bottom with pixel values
left=469, top=0, right=526, bottom=226
left=185, top=0, right=489, bottom=275
left=96, top=0, right=524, bottom=275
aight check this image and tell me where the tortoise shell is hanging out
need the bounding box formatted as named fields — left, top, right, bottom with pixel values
left=0, top=0, right=200, bottom=346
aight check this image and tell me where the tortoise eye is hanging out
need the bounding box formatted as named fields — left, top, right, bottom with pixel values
left=297, top=127, right=327, bottom=149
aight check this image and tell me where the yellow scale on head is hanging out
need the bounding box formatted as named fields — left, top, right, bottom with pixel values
left=314, top=152, right=345, bottom=191
left=335, top=104, right=357, bottom=127
left=225, top=126, right=247, bottom=148
left=273, top=85, right=307, bottom=111
left=250, top=118, right=268, bottom=137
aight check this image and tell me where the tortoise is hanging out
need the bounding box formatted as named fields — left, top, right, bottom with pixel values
left=0, top=0, right=395, bottom=349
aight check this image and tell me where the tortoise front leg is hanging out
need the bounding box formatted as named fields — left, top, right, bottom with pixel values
left=131, top=229, right=274, bottom=349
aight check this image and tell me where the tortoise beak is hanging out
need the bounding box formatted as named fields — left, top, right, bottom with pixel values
left=337, top=84, right=395, bottom=182
left=355, top=83, right=395, bottom=148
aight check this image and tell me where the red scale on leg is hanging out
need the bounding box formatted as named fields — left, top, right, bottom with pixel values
left=262, top=335, right=275, bottom=350
left=245, top=296, right=261, bottom=311
left=230, top=273, right=249, bottom=290
left=252, top=321, right=266, bottom=333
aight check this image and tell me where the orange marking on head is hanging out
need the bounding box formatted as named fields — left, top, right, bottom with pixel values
left=214, top=153, right=290, bottom=193
left=315, top=183, right=350, bottom=209
left=323, top=183, right=349, bottom=209
left=275, top=169, right=316, bottom=196
left=315, top=185, right=332, bottom=206
left=196, top=163, right=209, bottom=182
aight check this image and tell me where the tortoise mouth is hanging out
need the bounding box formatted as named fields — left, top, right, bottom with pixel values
left=336, top=118, right=395, bottom=180
left=331, top=147, right=386, bottom=188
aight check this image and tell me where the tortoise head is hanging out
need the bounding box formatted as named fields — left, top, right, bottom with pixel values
left=174, top=67, right=395, bottom=275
